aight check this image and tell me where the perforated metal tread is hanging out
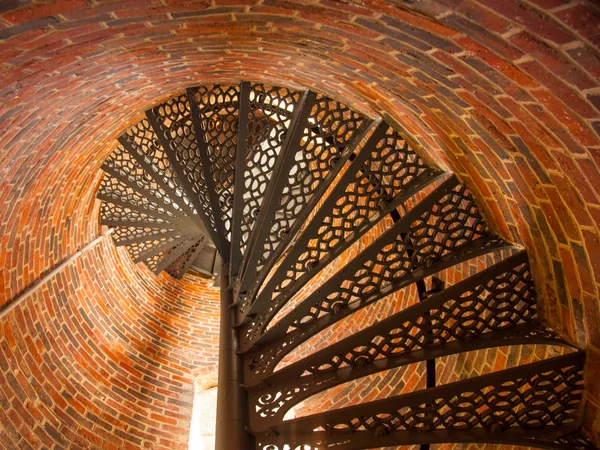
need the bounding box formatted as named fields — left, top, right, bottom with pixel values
left=96, top=81, right=595, bottom=449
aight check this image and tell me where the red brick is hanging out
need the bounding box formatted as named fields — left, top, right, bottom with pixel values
left=510, top=31, right=596, bottom=91
left=583, top=230, right=600, bottom=284
left=543, top=187, right=581, bottom=242
left=478, top=0, right=577, bottom=44
left=519, top=60, right=597, bottom=119
left=567, top=44, right=600, bottom=80
left=530, top=90, right=600, bottom=146
left=0, top=1, right=598, bottom=448
left=554, top=4, right=600, bottom=46
left=3, top=1, right=87, bottom=23
left=550, top=153, right=600, bottom=205
left=455, top=35, right=539, bottom=88
left=549, top=173, right=594, bottom=227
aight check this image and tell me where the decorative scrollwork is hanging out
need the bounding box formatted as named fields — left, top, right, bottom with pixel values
left=291, top=181, right=490, bottom=335
left=143, top=249, right=172, bottom=273
left=98, top=170, right=179, bottom=220
left=152, top=235, right=200, bottom=275
left=243, top=177, right=486, bottom=353
left=95, top=81, right=592, bottom=450
left=251, top=94, right=367, bottom=276
left=271, top=125, right=428, bottom=293
left=120, top=118, right=197, bottom=216
left=141, top=236, right=193, bottom=273
left=188, top=84, right=239, bottom=236
left=111, top=226, right=181, bottom=247
left=165, top=237, right=205, bottom=279
left=315, top=364, right=581, bottom=432
left=126, top=233, right=192, bottom=263
left=554, top=431, right=598, bottom=449
left=235, top=84, right=302, bottom=259
left=148, top=94, right=218, bottom=233
left=102, top=144, right=183, bottom=213
left=410, top=182, right=487, bottom=264
left=306, top=260, right=536, bottom=376
left=100, top=200, right=174, bottom=228
left=247, top=254, right=551, bottom=427
left=242, top=124, right=433, bottom=345
left=258, top=353, right=585, bottom=449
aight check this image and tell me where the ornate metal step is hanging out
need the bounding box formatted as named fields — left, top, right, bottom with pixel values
left=95, top=81, right=595, bottom=450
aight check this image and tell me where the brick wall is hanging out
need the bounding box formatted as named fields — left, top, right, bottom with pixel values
left=1, top=0, right=599, bottom=447
left=0, top=235, right=221, bottom=449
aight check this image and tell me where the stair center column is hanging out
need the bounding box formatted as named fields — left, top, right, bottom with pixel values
left=215, top=265, right=251, bottom=449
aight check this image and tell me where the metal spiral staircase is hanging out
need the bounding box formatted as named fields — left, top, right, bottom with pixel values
left=97, top=82, right=595, bottom=450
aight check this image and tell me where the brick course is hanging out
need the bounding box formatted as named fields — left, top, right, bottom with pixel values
left=1, top=0, right=599, bottom=447
left=0, top=238, right=221, bottom=449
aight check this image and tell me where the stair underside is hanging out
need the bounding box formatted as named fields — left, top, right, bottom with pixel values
left=95, top=81, right=593, bottom=450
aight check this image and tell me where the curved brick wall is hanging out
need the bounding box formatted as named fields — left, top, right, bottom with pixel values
left=0, top=237, right=221, bottom=449
left=1, top=0, right=599, bottom=447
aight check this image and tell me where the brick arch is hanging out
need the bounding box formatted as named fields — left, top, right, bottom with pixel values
left=1, top=0, right=599, bottom=447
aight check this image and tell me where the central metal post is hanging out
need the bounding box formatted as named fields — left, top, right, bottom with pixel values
left=215, top=265, right=251, bottom=450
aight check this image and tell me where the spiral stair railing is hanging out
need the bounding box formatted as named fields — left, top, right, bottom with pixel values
left=97, top=81, right=596, bottom=450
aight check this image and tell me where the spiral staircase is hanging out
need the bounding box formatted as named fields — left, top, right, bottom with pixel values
left=97, top=82, right=595, bottom=449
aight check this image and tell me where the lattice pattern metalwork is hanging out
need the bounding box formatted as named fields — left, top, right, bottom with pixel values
left=146, top=94, right=220, bottom=246
left=142, top=251, right=168, bottom=273
left=240, top=123, right=436, bottom=329
left=250, top=326, right=562, bottom=430
left=112, top=227, right=184, bottom=247
left=275, top=178, right=490, bottom=334
left=257, top=352, right=585, bottom=449
left=138, top=234, right=192, bottom=274
left=240, top=174, right=474, bottom=350
left=127, top=233, right=193, bottom=263
left=251, top=95, right=367, bottom=274
left=238, top=94, right=370, bottom=301
left=119, top=118, right=198, bottom=218
left=231, top=83, right=302, bottom=273
left=166, top=236, right=206, bottom=279
left=98, top=172, right=181, bottom=221
left=290, top=254, right=536, bottom=376
left=100, top=201, right=177, bottom=228
left=554, top=432, right=598, bottom=449
left=246, top=252, right=559, bottom=428
left=154, top=236, right=200, bottom=274
left=102, top=144, right=184, bottom=214
left=188, top=85, right=239, bottom=239
left=95, top=81, right=593, bottom=450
